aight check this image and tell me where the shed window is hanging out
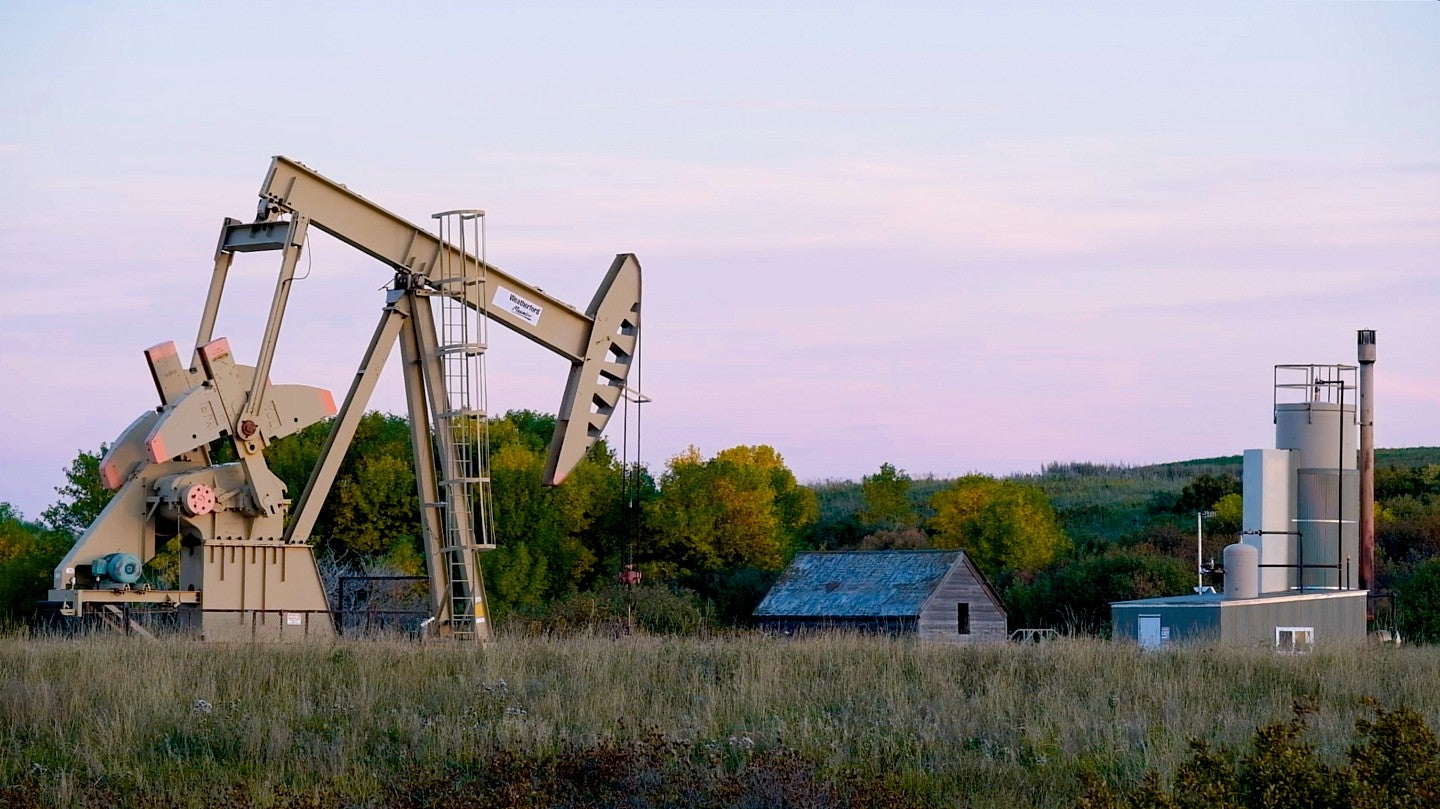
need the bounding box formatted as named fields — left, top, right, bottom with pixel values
left=1275, top=626, right=1314, bottom=653
left=957, top=603, right=970, bottom=634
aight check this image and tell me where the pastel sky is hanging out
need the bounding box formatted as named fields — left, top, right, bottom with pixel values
left=2, top=2, right=1437, bottom=520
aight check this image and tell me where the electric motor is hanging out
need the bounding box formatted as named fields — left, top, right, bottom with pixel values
left=92, top=552, right=143, bottom=585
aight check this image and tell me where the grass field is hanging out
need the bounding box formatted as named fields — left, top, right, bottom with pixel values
left=2, top=633, right=1438, bottom=807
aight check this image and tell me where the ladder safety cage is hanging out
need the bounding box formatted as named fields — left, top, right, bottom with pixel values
left=430, top=209, right=496, bottom=640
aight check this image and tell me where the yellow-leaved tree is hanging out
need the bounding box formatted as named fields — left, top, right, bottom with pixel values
left=645, top=445, right=817, bottom=579
left=928, top=475, right=1067, bottom=573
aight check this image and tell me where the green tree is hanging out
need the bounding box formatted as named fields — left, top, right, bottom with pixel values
left=1210, top=491, right=1243, bottom=537
left=1376, top=495, right=1440, bottom=564
left=488, top=437, right=595, bottom=596
left=0, top=504, right=71, bottom=618
left=645, top=446, right=736, bottom=577
left=41, top=445, right=114, bottom=538
left=1397, top=558, right=1440, bottom=643
left=645, top=445, right=816, bottom=580
left=800, top=480, right=866, bottom=550
left=560, top=451, right=637, bottom=582
left=266, top=411, right=420, bottom=561
left=928, top=475, right=1067, bottom=573
left=859, top=462, right=916, bottom=533
left=482, top=541, right=549, bottom=616
left=329, top=453, right=420, bottom=562
left=1171, top=473, right=1240, bottom=515
left=501, top=409, right=558, bottom=454
left=479, top=410, right=628, bottom=614
left=1376, top=464, right=1440, bottom=501
left=1005, top=550, right=1193, bottom=633
left=712, top=445, right=818, bottom=555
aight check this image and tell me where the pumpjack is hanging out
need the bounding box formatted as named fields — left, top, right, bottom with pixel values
left=49, top=157, right=641, bottom=641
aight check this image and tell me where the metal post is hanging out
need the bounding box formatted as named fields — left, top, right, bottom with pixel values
left=1196, top=510, right=1216, bottom=592
left=339, top=577, right=349, bottom=638
left=1197, top=511, right=1204, bottom=590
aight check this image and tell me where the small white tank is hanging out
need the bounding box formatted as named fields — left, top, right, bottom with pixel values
left=1224, top=543, right=1259, bottom=599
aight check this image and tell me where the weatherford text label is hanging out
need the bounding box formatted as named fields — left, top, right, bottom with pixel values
left=494, top=287, right=543, bottom=326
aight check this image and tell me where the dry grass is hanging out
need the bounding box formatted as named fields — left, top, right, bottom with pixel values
left=2, top=633, right=1438, bottom=807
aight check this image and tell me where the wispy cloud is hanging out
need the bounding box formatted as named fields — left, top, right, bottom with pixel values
left=661, top=98, right=989, bottom=116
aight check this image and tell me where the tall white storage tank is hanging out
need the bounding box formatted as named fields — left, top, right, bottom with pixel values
left=1242, top=449, right=1295, bottom=593
left=1273, top=367, right=1359, bottom=591
left=1295, top=468, right=1360, bottom=588
left=1275, top=403, right=1356, bottom=471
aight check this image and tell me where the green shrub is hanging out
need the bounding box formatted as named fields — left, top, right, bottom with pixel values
left=538, top=583, right=707, bottom=635
left=1076, top=701, right=1440, bottom=808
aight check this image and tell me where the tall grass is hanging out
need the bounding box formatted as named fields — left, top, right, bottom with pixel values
left=2, top=633, right=1438, bottom=807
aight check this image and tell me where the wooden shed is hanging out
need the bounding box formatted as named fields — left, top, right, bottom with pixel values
left=753, top=550, right=1008, bottom=643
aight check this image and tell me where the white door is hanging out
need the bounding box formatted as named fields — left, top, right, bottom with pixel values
left=1138, top=615, right=1163, bottom=650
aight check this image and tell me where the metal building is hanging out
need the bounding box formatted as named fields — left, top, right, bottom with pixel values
left=753, top=550, right=1008, bottom=643
left=1111, top=590, right=1365, bottom=650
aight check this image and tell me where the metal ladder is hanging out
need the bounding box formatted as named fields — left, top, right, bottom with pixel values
left=432, top=210, right=496, bottom=641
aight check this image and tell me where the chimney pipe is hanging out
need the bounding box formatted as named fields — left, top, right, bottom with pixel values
left=1358, top=330, right=1376, bottom=594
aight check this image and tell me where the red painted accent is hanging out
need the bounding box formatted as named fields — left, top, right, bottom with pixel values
left=149, top=436, right=168, bottom=464
left=185, top=484, right=216, bottom=516
left=144, top=341, right=178, bottom=360
left=100, top=459, right=122, bottom=490
left=320, top=388, right=337, bottom=416
left=200, top=337, right=232, bottom=361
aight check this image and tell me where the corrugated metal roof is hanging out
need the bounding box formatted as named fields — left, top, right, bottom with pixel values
left=753, top=550, right=966, bottom=618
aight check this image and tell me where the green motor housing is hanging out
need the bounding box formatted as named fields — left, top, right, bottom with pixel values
left=92, top=552, right=143, bottom=585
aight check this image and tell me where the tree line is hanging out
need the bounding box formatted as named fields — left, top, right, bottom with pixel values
left=6, top=414, right=1440, bottom=639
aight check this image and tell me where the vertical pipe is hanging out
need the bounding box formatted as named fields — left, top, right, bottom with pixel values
left=1338, top=376, right=1346, bottom=589
left=1358, top=330, right=1376, bottom=593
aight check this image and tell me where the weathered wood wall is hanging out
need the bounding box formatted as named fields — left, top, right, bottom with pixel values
left=917, top=558, right=1008, bottom=643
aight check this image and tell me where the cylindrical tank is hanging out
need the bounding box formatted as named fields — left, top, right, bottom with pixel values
left=1224, top=543, right=1259, bottom=599
left=1275, top=402, right=1356, bottom=472
left=1295, top=469, right=1359, bottom=589
left=1276, top=398, right=1358, bottom=590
